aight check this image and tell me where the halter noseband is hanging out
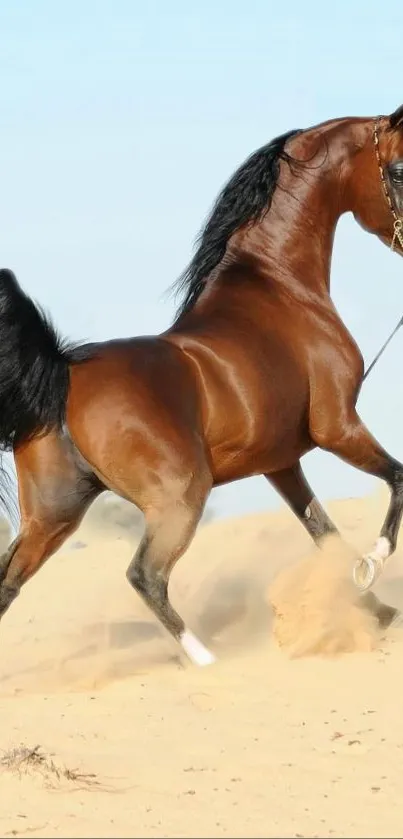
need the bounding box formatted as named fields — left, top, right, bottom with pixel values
left=373, top=117, right=403, bottom=252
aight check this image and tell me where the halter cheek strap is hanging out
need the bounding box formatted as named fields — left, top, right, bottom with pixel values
left=362, top=120, right=403, bottom=381
left=373, top=118, right=403, bottom=252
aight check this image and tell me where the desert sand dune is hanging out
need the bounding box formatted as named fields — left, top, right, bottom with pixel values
left=1, top=489, right=403, bottom=838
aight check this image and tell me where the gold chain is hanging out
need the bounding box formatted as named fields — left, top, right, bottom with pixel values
left=373, top=118, right=403, bottom=252
left=392, top=218, right=403, bottom=252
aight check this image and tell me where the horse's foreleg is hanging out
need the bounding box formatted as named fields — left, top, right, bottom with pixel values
left=266, top=462, right=400, bottom=626
left=310, top=409, right=403, bottom=590
left=266, top=462, right=338, bottom=543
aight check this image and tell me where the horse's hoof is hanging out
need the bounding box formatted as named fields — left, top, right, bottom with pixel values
left=359, top=591, right=402, bottom=628
left=353, top=555, right=383, bottom=591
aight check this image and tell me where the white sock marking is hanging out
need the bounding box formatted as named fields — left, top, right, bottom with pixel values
left=372, top=536, right=391, bottom=562
left=180, top=629, right=216, bottom=666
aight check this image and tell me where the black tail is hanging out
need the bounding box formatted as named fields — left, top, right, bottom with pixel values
left=0, top=269, right=76, bottom=451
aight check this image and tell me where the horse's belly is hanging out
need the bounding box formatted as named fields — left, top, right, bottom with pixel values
left=209, top=394, right=312, bottom=484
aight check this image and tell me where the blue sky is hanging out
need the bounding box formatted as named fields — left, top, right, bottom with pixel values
left=1, top=0, right=403, bottom=519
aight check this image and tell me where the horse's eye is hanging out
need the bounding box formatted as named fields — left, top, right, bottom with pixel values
left=388, top=161, right=403, bottom=185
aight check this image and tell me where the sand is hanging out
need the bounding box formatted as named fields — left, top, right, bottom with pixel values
left=1, top=488, right=403, bottom=838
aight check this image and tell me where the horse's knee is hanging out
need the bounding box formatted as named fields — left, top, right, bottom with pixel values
left=386, top=468, right=403, bottom=493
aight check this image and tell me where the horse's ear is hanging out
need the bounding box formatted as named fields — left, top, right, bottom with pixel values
left=389, top=104, right=403, bottom=130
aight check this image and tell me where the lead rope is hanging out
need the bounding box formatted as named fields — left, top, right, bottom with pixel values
left=363, top=313, right=403, bottom=381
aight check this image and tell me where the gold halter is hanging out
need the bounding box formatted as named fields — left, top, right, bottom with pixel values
left=373, top=117, right=403, bottom=252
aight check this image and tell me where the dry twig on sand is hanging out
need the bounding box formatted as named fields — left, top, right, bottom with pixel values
left=0, top=744, right=100, bottom=789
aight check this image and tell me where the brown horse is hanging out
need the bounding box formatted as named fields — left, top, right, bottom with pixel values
left=0, top=105, right=403, bottom=666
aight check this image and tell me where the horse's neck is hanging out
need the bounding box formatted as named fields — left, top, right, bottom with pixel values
left=179, top=118, right=372, bottom=322
left=241, top=118, right=368, bottom=299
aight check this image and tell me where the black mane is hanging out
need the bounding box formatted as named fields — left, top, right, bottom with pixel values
left=172, top=128, right=302, bottom=318
left=390, top=104, right=403, bottom=130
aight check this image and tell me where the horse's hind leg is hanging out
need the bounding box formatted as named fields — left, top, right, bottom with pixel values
left=0, top=432, right=101, bottom=620
left=126, top=479, right=215, bottom=666
left=0, top=519, right=84, bottom=618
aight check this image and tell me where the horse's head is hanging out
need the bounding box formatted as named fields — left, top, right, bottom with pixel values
left=349, top=105, right=403, bottom=254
